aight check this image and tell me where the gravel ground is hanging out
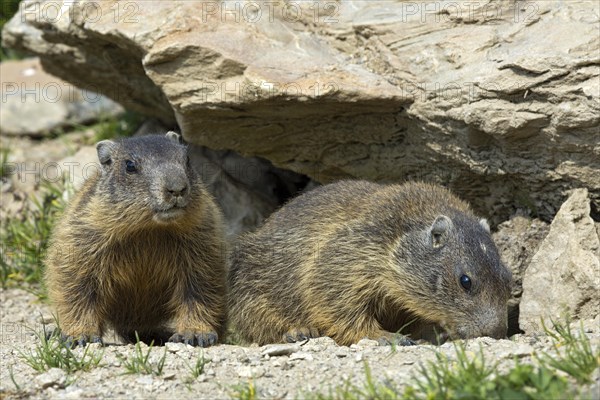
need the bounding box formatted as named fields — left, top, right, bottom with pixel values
left=1, top=288, right=599, bottom=399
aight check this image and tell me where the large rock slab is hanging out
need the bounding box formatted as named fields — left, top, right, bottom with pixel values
left=519, top=189, right=600, bottom=333
left=3, top=0, right=599, bottom=221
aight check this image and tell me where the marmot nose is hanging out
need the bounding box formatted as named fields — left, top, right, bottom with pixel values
left=165, top=180, right=188, bottom=198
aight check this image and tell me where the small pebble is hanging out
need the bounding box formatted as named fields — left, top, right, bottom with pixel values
left=165, top=342, right=185, bottom=353
left=261, top=343, right=300, bottom=357
left=497, top=343, right=534, bottom=359
left=289, top=352, right=314, bottom=361
left=336, top=349, right=349, bottom=358
left=58, top=388, right=85, bottom=399
left=310, top=337, right=336, bottom=346
left=237, top=365, right=265, bottom=378
left=357, top=338, right=379, bottom=347
left=136, top=376, right=153, bottom=385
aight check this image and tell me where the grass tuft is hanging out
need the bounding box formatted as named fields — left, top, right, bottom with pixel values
left=231, top=380, right=258, bottom=400
left=540, top=318, right=599, bottom=384
left=118, top=333, right=167, bottom=376
left=406, top=342, right=496, bottom=399
left=184, top=351, right=207, bottom=383
left=490, top=361, right=572, bottom=400
left=1, top=147, right=11, bottom=178
left=19, top=326, right=103, bottom=373
left=311, top=362, right=401, bottom=400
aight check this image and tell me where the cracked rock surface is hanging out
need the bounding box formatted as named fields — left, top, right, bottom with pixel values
left=3, top=0, right=599, bottom=223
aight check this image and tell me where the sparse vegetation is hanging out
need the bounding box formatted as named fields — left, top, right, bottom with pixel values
left=19, top=326, right=103, bottom=374
left=231, top=380, right=258, bottom=400
left=0, top=0, right=24, bottom=60
left=118, top=334, right=167, bottom=376
left=0, top=111, right=143, bottom=292
left=44, top=111, right=142, bottom=143
left=540, top=318, right=599, bottom=385
left=402, top=342, right=578, bottom=400
left=184, top=351, right=207, bottom=383
left=405, top=342, right=496, bottom=399
left=0, top=179, right=69, bottom=294
left=0, top=147, right=11, bottom=178
left=311, top=319, right=598, bottom=400
left=85, top=111, right=144, bottom=144
left=319, top=362, right=401, bottom=400
left=8, top=364, right=21, bottom=391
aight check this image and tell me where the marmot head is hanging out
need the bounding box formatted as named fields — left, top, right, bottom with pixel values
left=95, top=132, right=198, bottom=225
left=396, top=213, right=512, bottom=340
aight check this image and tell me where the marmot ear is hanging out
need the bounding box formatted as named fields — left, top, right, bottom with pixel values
left=430, top=215, right=453, bottom=248
left=479, top=218, right=490, bottom=233
left=96, top=140, right=117, bottom=166
left=166, top=131, right=182, bottom=143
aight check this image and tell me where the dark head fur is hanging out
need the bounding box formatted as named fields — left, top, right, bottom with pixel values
left=395, top=210, right=512, bottom=340
left=95, top=132, right=200, bottom=228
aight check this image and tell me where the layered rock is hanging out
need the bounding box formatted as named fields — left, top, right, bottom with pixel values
left=3, top=0, right=599, bottom=221
left=519, top=189, right=600, bottom=333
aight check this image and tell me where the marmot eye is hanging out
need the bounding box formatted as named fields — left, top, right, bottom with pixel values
left=125, top=160, right=137, bottom=173
left=460, top=275, right=472, bottom=291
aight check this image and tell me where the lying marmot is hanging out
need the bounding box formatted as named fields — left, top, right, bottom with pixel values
left=228, top=180, right=512, bottom=346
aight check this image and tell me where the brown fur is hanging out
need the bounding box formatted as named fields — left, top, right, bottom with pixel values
left=45, top=134, right=227, bottom=347
left=228, top=180, right=512, bottom=346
